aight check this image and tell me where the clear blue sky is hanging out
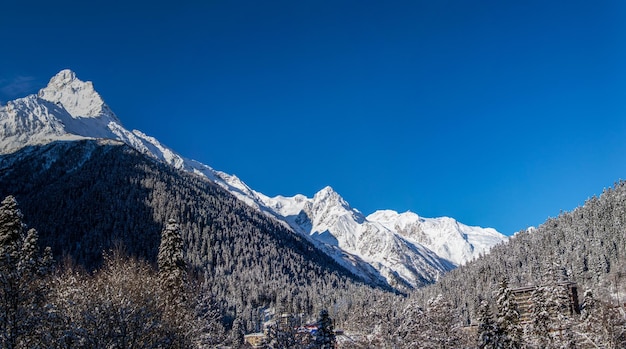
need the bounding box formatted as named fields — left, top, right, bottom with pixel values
left=1, top=1, right=626, bottom=235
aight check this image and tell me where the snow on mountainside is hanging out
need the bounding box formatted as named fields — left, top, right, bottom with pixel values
left=0, top=69, right=507, bottom=289
left=257, top=187, right=505, bottom=288
left=0, top=70, right=262, bottom=209
left=367, top=210, right=505, bottom=266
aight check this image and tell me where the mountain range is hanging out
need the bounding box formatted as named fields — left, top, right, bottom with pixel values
left=0, top=69, right=506, bottom=289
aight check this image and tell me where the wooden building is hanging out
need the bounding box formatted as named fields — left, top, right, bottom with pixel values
left=511, top=281, right=580, bottom=325
left=243, top=333, right=266, bottom=348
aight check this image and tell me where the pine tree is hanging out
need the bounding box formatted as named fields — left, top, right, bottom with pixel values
left=314, top=309, right=336, bottom=349
left=395, top=297, right=425, bottom=347
left=421, top=294, right=462, bottom=349
left=580, top=289, right=603, bottom=347
left=580, top=289, right=626, bottom=349
left=158, top=218, right=187, bottom=305
left=19, top=229, right=39, bottom=273
left=193, top=282, right=225, bottom=347
left=477, top=300, right=499, bottom=349
left=0, top=196, right=23, bottom=265
left=229, top=317, right=245, bottom=348
left=266, top=320, right=299, bottom=349
left=495, top=278, right=523, bottom=349
left=548, top=283, right=575, bottom=349
left=527, top=286, right=552, bottom=349
left=0, top=196, right=52, bottom=348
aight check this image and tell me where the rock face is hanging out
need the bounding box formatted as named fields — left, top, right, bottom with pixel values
left=0, top=69, right=507, bottom=289
left=38, top=69, right=118, bottom=121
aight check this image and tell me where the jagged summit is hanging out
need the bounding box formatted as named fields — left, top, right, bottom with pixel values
left=313, top=186, right=350, bottom=208
left=0, top=69, right=507, bottom=290
left=316, top=185, right=337, bottom=196
left=256, top=184, right=504, bottom=288
left=38, top=69, right=119, bottom=122
left=48, top=69, right=77, bottom=84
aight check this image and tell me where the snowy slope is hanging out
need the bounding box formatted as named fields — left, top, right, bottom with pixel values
left=0, top=69, right=507, bottom=289
left=257, top=187, right=505, bottom=288
left=0, top=70, right=263, bottom=209
left=367, top=210, right=505, bottom=266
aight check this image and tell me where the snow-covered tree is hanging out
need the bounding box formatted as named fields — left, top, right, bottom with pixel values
left=579, top=289, right=626, bottom=349
left=158, top=218, right=187, bottom=306
left=0, top=196, right=52, bottom=348
left=395, top=297, right=425, bottom=348
left=266, top=322, right=299, bottom=349
left=314, top=309, right=336, bottom=349
left=477, top=300, right=500, bottom=349
left=49, top=250, right=189, bottom=348
left=527, top=286, right=553, bottom=349
left=495, top=278, right=523, bottom=349
left=192, top=281, right=225, bottom=347
left=547, top=283, right=576, bottom=348
left=420, top=294, right=462, bottom=349
left=0, top=196, right=23, bottom=265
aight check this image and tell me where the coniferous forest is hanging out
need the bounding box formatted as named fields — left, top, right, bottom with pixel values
left=1, top=139, right=625, bottom=348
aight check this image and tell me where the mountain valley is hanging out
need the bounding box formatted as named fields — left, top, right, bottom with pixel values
left=0, top=69, right=506, bottom=289
left=1, top=70, right=624, bottom=348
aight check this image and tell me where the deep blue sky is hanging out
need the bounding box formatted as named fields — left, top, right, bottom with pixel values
left=1, top=1, right=626, bottom=234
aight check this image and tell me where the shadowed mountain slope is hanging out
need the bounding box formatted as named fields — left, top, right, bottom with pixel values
left=0, top=139, right=392, bottom=329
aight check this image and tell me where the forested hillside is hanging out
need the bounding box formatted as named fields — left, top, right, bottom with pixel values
left=1, top=139, right=625, bottom=348
left=0, top=140, right=394, bottom=334
left=416, top=181, right=626, bottom=322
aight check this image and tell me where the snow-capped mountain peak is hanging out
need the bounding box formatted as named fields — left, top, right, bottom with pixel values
left=38, top=69, right=119, bottom=123
left=1, top=70, right=270, bottom=215
left=313, top=185, right=340, bottom=201
left=310, top=186, right=365, bottom=224
left=366, top=209, right=506, bottom=266
left=0, top=69, right=508, bottom=290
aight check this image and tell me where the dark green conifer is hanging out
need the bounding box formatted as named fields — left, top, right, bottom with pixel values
left=315, top=309, right=336, bottom=349
left=157, top=218, right=186, bottom=304
left=0, top=196, right=52, bottom=348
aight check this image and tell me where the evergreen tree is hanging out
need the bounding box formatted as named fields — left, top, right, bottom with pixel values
left=580, top=289, right=626, bottom=349
left=192, top=281, right=225, bottom=347
left=495, top=278, right=523, bottom=349
left=527, top=286, right=552, bottom=349
left=579, top=289, right=603, bottom=347
left=477, top=300, right=499, bottom=349
left=158, top=218, right=186, bottom=305
left=314, top=309, right=336, bottom=349
left=0, top=196, right=52, bottom=348
left=420, top=294, right=462, bottom=349
left=228, top=317, right=245, bottom=348
left=548, top=283, right=575, bottom=348
left=395, top=297, right=425, bottom=348
left=0, top=196, right=22, bottom=265
left=266, top=321, right=299, bottom=349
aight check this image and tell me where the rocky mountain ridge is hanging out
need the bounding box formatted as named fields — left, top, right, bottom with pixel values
left=0, top=69, right=507, bottom=288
